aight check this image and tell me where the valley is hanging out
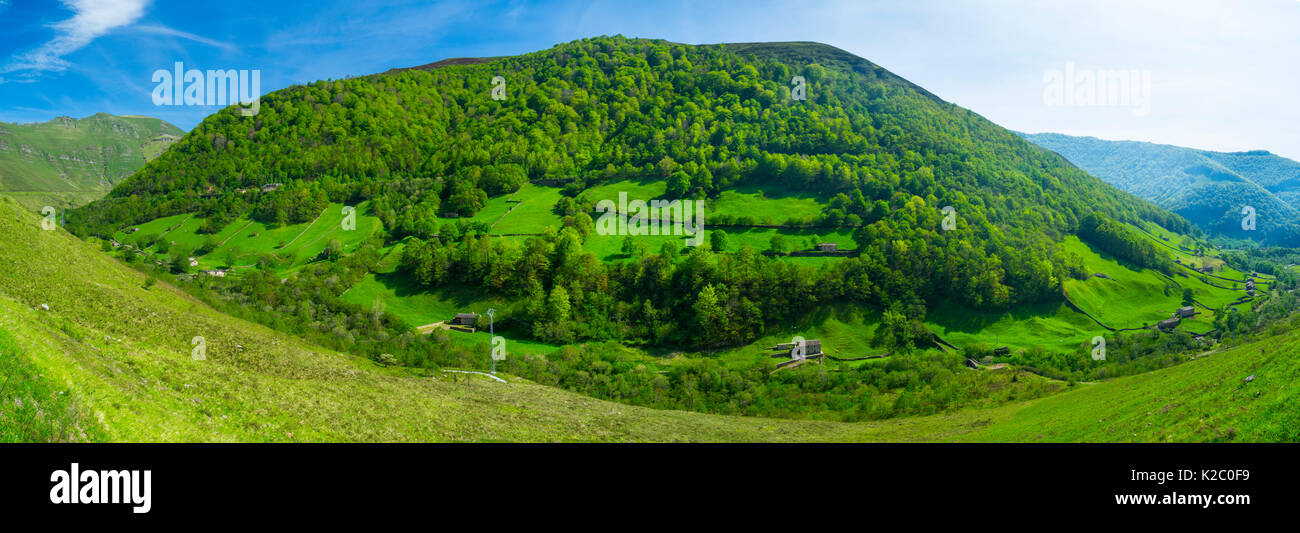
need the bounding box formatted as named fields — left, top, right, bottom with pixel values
left=5, top=36, right=1298, bottom=442
left=2, top=195, right=1296, bottom=442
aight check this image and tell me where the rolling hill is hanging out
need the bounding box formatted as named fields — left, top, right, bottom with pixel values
left=70, top=36, right=1193, bottom=324
left=0, top=113, right=183, bottom=211
left=1022, top=132, right=1300, bottom=245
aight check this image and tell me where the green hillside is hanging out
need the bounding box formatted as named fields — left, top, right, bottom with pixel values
left=0, top=113, right=183, bottom=211
left=7, top=194, right=1299, bottom=442
left=70, top=36, right=1195, bottom=348
left=965, top=327, right=1300, bottom=442
left=0, top=195, right=927, bottom=442
left=1023, top=132, right=1300, bottom=245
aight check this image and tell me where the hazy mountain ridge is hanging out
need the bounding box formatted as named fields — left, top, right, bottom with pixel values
left=1023, top=132, right=1300, bottom=245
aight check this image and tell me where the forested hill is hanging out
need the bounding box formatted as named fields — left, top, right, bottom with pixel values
left=1023, top=132, right=1300, bottom=245
left=70, top=36, right=1189, bottom=313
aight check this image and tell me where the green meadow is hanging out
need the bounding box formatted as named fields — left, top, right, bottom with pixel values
left=111, top=202, right=382, bottom=273
left=489, top=183, right=564, bottom=233
left=710, top=183, right=827, bottom=223
left=1061, top=236, right=1231, bottom=333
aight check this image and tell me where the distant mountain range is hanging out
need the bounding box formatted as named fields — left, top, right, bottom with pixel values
left=1023, top=132, right=1300, bottom=246
left=0, top=113, right=184, bottom=211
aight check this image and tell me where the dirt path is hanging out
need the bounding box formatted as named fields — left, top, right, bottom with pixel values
left=415, top=321, right=446, bottom=334
left=279, top=207, right=328, bottom=249
left=157, top=214, right=193, bottom=239
left=215, top=220, right=254, bottom=248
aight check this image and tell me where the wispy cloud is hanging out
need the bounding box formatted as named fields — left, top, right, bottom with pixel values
left=1, top=0, right=151, bottom=79
left=132, top=24, right=238, bottom=53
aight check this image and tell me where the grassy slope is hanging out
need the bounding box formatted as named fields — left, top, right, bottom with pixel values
left=111, top=202, right=381, bottom=273
left=1062, top=236, right=1233, bottom=333
left=0, top=113, right=183, bottom=210
left=965, top=330, right=1300, bottom=442
left=3, top=194, right=1296, bottom=442
left=3, top=195, right=997, bottom=442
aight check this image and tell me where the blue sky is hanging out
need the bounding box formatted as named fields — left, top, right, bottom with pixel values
left=1, top=0, right=1297, bottom=160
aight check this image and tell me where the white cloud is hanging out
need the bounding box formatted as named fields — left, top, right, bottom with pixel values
left=132, top=24, right=238, bottom=53
left=2, top=0, right=151, bottom=77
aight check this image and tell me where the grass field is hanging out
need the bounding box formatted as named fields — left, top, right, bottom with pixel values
left=490, top=183, right=564, bottom=233
left=339, top=251, right=560, bottom=358
left=964, top=326, right=1300, bottom=442
left=710, top=183, right=827, bottom=223
left=710, top=304, right=885, bottom=366
left=111, top=202, right=382, bottom=273
left=928, top=300, right=1098, bottom=354
left=583, top=178, right=667, bottom=205
left=1061, top=236, right=1230, bottom=333
left=583, top=179, right=828, bottom=225
left=107, top=198, right=1251, bottom=358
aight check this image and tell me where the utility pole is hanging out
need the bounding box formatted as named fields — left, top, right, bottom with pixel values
left=486, top=308, right=496, bottom=373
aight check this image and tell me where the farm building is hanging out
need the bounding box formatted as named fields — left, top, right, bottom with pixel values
left=815, top=243, right=837, bottom=252
left=765, top=339, right=823, bottom=358
left=1157, top=317, right=1181, bottom=331
left=451, top=313, right=478, bottom=327
left=1177, top=306, right=1196, bottom=318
